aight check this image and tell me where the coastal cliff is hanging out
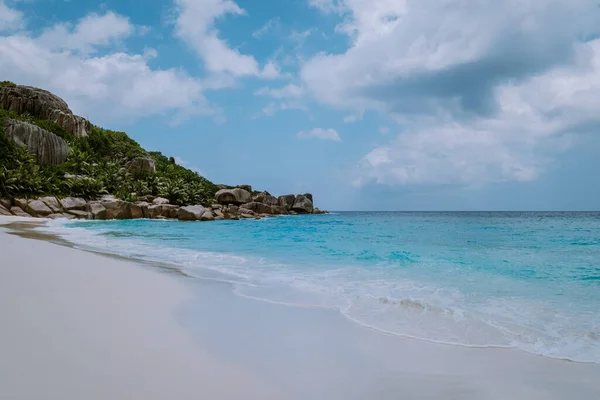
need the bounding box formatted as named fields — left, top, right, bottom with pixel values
left=0, top=81, right=326, bottom=221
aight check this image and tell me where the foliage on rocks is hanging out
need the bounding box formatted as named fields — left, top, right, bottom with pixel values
left=0, top=106, right=217, bottom=205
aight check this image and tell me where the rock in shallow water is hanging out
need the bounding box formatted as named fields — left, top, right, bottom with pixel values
left=178, top=205, right=206, bottom=221
left=278, top=194, right=296, bottom=210
left=292, top=194, right=314, bottom=214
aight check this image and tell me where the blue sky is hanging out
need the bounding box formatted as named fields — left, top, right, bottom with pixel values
left=1, top=0, right=600, bottom=210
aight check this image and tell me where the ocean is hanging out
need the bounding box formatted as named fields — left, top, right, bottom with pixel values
left=42, top=212, right=600, bottom=364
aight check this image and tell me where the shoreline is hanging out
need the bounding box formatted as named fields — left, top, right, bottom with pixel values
left=31, top=216, right=600, bottom=366
left=0, top=217, right=286, bottom=400
left=8, top=216, right=600, bottom=365
left=2, top=216, right=600, bottom=399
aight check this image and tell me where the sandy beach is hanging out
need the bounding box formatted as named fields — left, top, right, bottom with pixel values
left=1, top=216, right=600, bottom=400
left=0, top=217, right=284, bottom=400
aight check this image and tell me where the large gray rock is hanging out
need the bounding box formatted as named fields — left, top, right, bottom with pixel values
left=26, top=200, right=53, bottom=217
left=147, top=205, right=164, bottom=219
left=67, top=210, right=91, bottom=219
left=303, top=193, right=314, bottom=202
left=0, top=203, right=12, bottom=216
left=292, top=195, right=314, bottom=214
left=236, top=185, right=252, bottom=193
left=101, top=199, right=132, bottom=220
left=0, top=85, right=91, bottom=137
left=152, top=197, right=170, bottom=205
left=253, top=191, right=279, bottom=206
left=240, top=202, right=273, bottom=215
left=200, top=211, right=215, bottom=221
left=86, top=202, right=107, bottom=220
left=215, top=188, right=252, bottom=205
left=178, top=205, right=206, bottom=221
left=130, top=203, right=144, bottom=219
left=162, top=205, right=179, bottom=219
left=13, top=199, right=28, bottom=210
left=0, top=199, right=12, bottom=209
left=39, top=196, right=62, bottom=213
left=270, top=205, right=288, bottom=215
left=3, top=119, right=69, bottom=165
left=278, top=194, right=296, bottom=210
left=10, top=206, right=31, bottom=217
left=60, top=197, right=87, bottom=210
left=127, top=157, right=156, bottom=174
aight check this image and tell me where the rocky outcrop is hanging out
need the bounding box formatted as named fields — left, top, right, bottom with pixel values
left=215, top=188, right=252, bottom=205
left=26, top=200, right=53, bottom=217
left=0, top=85, right=91, bottom=137
left=67, top=210, right=91, bottom=219
left=252, top=191, right=279, bottom=206
left=0, top=189, right=325, bottom=221
left=152, top=197, right=169, bottom=205
left=86, top=202, right=107, bottom=220
left=127, top=157, right=156, bottom=174
left=178, top=205, right=206, bottom=221
left=0, top=203, right=12, bottom=216
left=59, top=197, right=87, bottom=210
left=240, top=202, right=273, bottom=215
left=270, top=205, right=288, bottom=215
left=292, top=194, right=314, bottom=214
left=10, top=206, right=31, bottom=217
left=278, top=194, right=296, bottom=210
left=39, top=197, right=62, bottom=213
left=3, top=119, right=69, bottom=165
left=237, top=185, right=252, bottom=193
left=100, top=198, right=130, bottom=219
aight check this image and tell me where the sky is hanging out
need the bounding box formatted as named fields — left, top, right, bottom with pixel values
left=1, top=0, right=600, bottom=211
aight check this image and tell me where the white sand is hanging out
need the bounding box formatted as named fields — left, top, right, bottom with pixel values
left=0, top=218, right=285, bottom=400
left=1, top=215, right=600, bottom=400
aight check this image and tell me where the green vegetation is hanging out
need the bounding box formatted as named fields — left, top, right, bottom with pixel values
left=0, top=107, right=218, bottom=205
left=0, top=81, right=17, bottom=88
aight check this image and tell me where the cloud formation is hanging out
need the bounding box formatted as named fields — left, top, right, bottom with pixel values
left=305, top=0, right=600, bottom=186
left=0, top=0, right=22, bottom=32
left=297, top=128, right=341, bottom=141
left=174, top=0, right=279, bottom=79
left=0, top=10, right=212, bottom=123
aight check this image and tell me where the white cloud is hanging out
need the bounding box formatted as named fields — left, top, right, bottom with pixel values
left=38, top=12, right=134, bottom=53
left=297, top=128, right=341, bottom=141
left=343, top=113, right=362, bottom=123
left=0, top=0, right=23, bottom=32
left=304, top=0, right=600, bottom=186
left=355, top=38, right=600, bottom=186
left=253, top=101, right=308, bottom=118
left=174, top=0, right=279, bottom=79
left=379, top=126, right=390, bottom=135
left=252, top=17, right=280, bottom=39
left=255, top=83, right=304, bottom=99
left=0, top=12, right=214, bottom=123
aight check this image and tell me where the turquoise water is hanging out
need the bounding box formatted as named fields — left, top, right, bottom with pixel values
left=43, top=212, right=600, bottom=363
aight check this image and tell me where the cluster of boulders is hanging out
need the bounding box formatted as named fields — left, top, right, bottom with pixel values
left=0, top=186, right=327, bottom=221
